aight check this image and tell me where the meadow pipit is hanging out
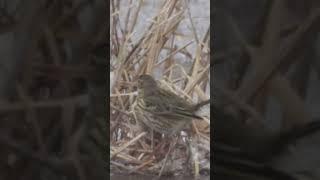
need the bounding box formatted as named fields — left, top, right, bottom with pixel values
left=132, top=74, right=209, bottom=176
left=133, top=74, right=209, bottom=136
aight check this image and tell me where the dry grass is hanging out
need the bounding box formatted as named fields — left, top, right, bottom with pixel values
left=110, top=0, right=210, bottom=177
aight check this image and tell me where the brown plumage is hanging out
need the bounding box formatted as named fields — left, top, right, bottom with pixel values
left=133, top=74, right=209, bottom=135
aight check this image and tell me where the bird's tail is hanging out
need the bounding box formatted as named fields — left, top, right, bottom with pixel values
left=193, top=99, right=210, bottom=111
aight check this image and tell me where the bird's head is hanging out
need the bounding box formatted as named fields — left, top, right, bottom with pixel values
left=137, top=74, right=158, bottom=90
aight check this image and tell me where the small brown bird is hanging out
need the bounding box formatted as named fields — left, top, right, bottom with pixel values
left=133, top=74, right=209, bottom=135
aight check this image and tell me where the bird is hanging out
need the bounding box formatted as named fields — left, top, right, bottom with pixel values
left=133, top=74, right=209, bottom=136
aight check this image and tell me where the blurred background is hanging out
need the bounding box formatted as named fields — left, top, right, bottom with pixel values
left=213, top=0, right=320, bottom=179
left=0, top=0, right=107, bottom=179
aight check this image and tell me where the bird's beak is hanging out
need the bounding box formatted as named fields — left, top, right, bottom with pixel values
left=132, top=79, right=139, bottom=90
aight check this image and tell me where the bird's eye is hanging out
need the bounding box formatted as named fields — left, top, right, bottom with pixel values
left=137, top=79, right=143, bottom=87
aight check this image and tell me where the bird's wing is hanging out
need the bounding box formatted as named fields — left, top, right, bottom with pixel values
left=143, top=90, right=202, bottom=119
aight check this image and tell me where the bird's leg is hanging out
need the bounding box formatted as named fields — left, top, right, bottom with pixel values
left=185, top=136, right=191, bottom=165
left=148, top=132, right=164, bottom=159
left=151, top=129, right=154, bottom=151
left=158, top=134, right=170, bottom=157
left=158, top=136, right=178, bottom=177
